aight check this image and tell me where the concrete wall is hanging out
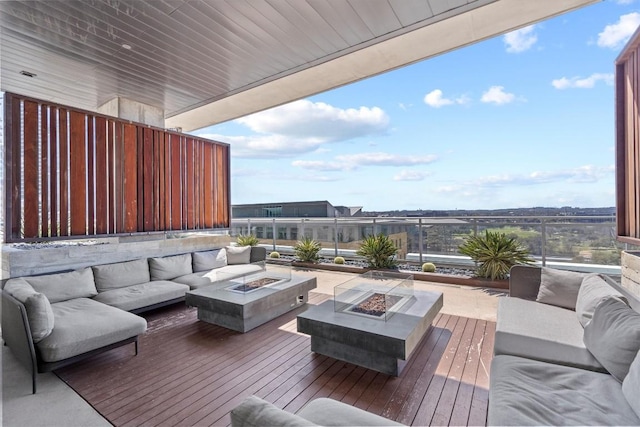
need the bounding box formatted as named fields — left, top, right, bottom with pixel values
left=97, top=97, right=164, bottom=128
left=2, top=235, right=231, bottom=279
left=621, top=250, right=640, bottom=297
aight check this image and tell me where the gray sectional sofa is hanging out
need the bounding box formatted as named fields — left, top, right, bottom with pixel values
left=230, top=395, right=404, bottom=426
left=1, top=245, right=266, bottom=394
left=488, top=265, right=640, bottom=426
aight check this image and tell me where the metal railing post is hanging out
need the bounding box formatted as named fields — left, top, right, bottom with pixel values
left=541, top=219, right=547, bottom=266
left=418, top=218, right=424, bottom=264
left=272, top=218, right=276, bottom=251
left=334, top=218, right=338, bottom=257
left=373, top=218, right=378, bottom=236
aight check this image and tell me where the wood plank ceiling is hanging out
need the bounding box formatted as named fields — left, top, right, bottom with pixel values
left=0, top=0, right=598, bottom=130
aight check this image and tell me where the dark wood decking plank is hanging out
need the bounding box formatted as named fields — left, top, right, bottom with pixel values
left=431, top=317, right=480, bottom=426
left=449, top=320, right=488, bottom=426
left=53, top=297, right=494, bottom=427
left=411, top=316, right=468, bottom=426
left=468, top=321, right=495, bottom=427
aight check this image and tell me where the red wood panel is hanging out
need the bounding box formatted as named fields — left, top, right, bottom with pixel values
left=23, top=100, right=40, bottom=238
left=114, top=122, right=124, bottom=233
left=186, top=138, right=195, bottom=229
left=155, top=130, right=163, bottom=231
left=49, top=107, right=59, bottom=237
left=123, top=124, right=138, bottom=232
left=163, top=133, right=172, bottom=230
left=95, top=117, right=108, bottom=234
left=87, top=116, right=95, bottom=235
left=170, top=135, right=182, bottom=230
left=40, top=105, right=49, bottom=237
left=9, top=96, right=22, bottom=240
left=216, top=144, right=229, bottom=227
left=143, top=128, right=154, bottom=231
left=203, top=143, right=214, bottom=228
left=58, top=109, right=69, bottom=236
left=69, top=111, right=87, bottom=235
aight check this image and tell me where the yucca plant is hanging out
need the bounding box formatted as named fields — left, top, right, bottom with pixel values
left=236, top=234, right=259, bottom=246
left=458, top=230, right=534, bottom=280
left=357, top=234, right=398, bottom=269
left=293, top=237, right=322, bottom=263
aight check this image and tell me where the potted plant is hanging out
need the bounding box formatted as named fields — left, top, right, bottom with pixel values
left=357, top=234, right=398, bottom=269
left=293, top=237, right=322, bottom=263
left=458, top=230, right=534, bottom=280
left=236, top=234, right=259, bottom=246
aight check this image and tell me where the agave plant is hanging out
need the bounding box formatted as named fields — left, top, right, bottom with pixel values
left=357, top=234, right=398, bottom=269
left=293, top=237, right=322, bottom=263
left=458, top=230, right=534, bottom=280
left=236, top=234, right=259, bottom=246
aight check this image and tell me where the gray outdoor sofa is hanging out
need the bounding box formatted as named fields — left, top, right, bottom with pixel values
left=488, top=265, right=640, bottom=426
left=1, top=245, right=266, bottom=394
left=230, top=395, right=404, bottom=426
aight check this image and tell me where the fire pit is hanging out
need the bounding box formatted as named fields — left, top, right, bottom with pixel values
left=348, top=292, right=403, bottom=317
left=229, top=277, right=281, bottom=293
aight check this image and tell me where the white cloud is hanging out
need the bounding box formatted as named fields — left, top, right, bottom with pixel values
left=423, top=89, right=470, bottom=108
left=474, top=165, right=614, bottom=187
left=616, top=0, right=635, bottom=4
left=236, top=99, right=389, bottom=141
left=198, top=99, right=390, bottom=158
left=552, top=73, right=614, bottom=89
left=504, top=25, right=537, bottom=53
left=597, top=13, right=640, bottom=49
left=393, top=170, right=430, bottom=181
left=292, top=152, right=438, bottom=172
left=480, top=86, right=516, bottom=105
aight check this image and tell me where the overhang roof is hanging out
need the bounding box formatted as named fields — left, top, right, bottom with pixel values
left=1, top=0, right=598, bottom=131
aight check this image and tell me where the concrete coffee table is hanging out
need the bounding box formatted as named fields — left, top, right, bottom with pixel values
left=186, top=268, right=317, bottom=333
left=297, top=280, right=443, bottom=376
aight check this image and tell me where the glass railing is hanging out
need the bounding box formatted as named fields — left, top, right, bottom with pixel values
left=231, top=216, right=640, bottom=275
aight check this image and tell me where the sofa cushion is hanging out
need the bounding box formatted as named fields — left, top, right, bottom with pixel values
left=92, top=281, right=189, bottom=312
left=230, top=395, right=317, bottom=427
left=4, top=278, right=55, bottom=342
left=535, top=267, right=586, bottom=309
left=193, top=249, right=227, bottom=272
left=174, top=263, right=266, bottom=290
left=298, top=397, right=405, bottom=426
left=488, top=355, right=640, bottom=426
left=576, top=273, right=625, bottom=327
left=36, top=298, right=147, bottom=362
left=92, top=259, right=151, bottom=291
left=149, top=253, right=192, bottom=281
left=583, top=297, right=640, bottom=382
left=495, top=297, right=604, bottom=371
left=226, top=246, right=251, bottom=265
left=623, top=350, right=640, bottom=418
left=26, top=268, right=97, bottom=303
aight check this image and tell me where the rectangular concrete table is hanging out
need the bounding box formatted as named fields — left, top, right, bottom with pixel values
left=297, top=289, right=443, bottom=376
left=186, top=273, right=317, bottom=332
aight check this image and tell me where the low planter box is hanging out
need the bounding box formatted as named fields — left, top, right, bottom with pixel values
left=282, top=260, right=509, bottom=290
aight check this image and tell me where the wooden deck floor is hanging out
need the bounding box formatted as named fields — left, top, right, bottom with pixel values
left=55, top=292, right=495, bottom=426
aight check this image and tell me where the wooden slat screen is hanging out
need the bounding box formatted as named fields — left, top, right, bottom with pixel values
left=3, top=92, right=230, bottom=242
left=616, top=32, right=640, bottom=245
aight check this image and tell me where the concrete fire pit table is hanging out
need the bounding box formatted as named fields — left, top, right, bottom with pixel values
left=186, top=267, right=317, bottom=333
left=297, top=272, right=443, bottom=376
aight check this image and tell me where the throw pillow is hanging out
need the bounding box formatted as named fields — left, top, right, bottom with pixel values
left=193, top=249, right=227, bottom=272
left=4, top=278, right=55, bottom=342
left=230, top=395, right=317, bottom=427
left=583, top=296, right=640, bottom=382
left=149, top=253, right=192, bottom=280
left=26, top=267, right=97, bottom=303
left=622, top=349, right=640, bottom=419
left=576, top=273, right=626, bottom=327
left=536, top=267, right=586, bottom=310
left=226, top=246, right=251, bottom=265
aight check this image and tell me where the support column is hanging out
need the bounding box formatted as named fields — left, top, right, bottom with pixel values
left=98, top=97, right=164, bottom=128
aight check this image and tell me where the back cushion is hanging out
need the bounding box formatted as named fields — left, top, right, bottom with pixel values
left=583, top=297, right=640, bottom=382
left=576, top=273, right=625, bottom=327
left=149, top=253, right=193, bottom=280
left=536, top=267, right=586, bottom=310
left=26, top=268, right=97, bottom=303
left=193, top=249, right=227, bottom=272
left=226, top=246, right=251, bottom=265
left=622, top=350, right=640, bottom=418
left=92, top=259, right=151, bottom=291
left=4, top=278, right=55, bottom=342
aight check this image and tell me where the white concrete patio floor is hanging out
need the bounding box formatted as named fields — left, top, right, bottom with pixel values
left=1, top=268, right=504, bottom=426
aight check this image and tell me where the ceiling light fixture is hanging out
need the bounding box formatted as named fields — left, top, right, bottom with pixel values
left=20, top=70, right=37, bottom=77
left=121, top=43, right=132, bottom=50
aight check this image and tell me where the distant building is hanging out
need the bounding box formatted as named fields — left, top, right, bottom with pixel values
left=232, top=201, right=362, bottom=218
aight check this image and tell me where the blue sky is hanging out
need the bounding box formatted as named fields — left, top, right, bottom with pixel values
left=194, top=1, right=640, bottom=212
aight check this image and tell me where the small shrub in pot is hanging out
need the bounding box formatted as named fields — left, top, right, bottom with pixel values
left=422, top=262, right=436, bottom=273
left=334, top=256, right=345, bottom=265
